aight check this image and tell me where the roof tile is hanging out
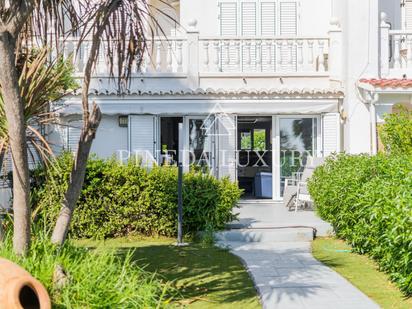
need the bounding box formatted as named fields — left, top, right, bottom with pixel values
left=359, top=78, right=412, bottom=89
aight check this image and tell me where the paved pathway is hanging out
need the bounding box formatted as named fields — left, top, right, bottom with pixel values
left=218, top=202, right=379, bottom=308
left=218, top=241, right=379, bottom=309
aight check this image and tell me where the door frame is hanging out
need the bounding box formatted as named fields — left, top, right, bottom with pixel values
left=183, top=115, right=217, bottom=176
left=272, top=115, right=321, bottom=201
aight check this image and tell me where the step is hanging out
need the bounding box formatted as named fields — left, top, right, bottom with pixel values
left=215, top=227, right=315, bottom=243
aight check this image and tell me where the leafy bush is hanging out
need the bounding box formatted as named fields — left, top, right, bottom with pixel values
left=0, top=233, right=169, bottom=308
left=379, top=106, right=412, bottom=155
left=33, top=153, right=241, bottom=239
left=308, top=153, right=412, bottom=296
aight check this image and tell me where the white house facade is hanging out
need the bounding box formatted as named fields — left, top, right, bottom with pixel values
left=46, top=0, right=412, bottom=201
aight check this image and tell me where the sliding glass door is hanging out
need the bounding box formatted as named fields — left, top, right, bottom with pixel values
left=273, top=116, right=320, bottom=199
left=184, top=116, right=216, bottom=174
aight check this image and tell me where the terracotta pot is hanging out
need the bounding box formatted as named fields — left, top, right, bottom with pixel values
left=0, top=258, right=51, bottom=309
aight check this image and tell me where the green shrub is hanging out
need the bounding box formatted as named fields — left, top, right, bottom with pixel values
left=308, top=153, right=412, bottom=296
left=0, top=233, right=169, bottom=308
left=33, top=153, right=241, bottom=239
left=379, top=106, right=412, bottom=155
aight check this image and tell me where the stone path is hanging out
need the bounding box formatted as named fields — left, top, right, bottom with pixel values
left=217, top=241, right=380, bottom=309
left=217, top=202, right=379, bottom=309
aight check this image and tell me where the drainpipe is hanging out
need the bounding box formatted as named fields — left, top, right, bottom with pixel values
left=369, top=98, right=379, bottom=155
left=356, top=83, right=379, bottom=155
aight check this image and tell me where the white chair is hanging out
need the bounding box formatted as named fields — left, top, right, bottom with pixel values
left=283, top=157, right=325, bottom=212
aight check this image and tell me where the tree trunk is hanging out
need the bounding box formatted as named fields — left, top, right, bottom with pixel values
left=0, top=32, right=31, bottom=255
left=51, top=105, right=101, bottom=245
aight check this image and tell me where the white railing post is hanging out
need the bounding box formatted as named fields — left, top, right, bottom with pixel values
left=380, top=12, right=390, bottom=77
left=328, top=17, right=342, bottom=80
left=318, top=40, right=326, bottom=72
left=297, top=40, right=304, bottom=71
left=187, top=19, right=199, bottom=87
left=234, top=41, right=241, bottom=71
left=407, top=35, right=412, bottom=71
left=176, top=41, right=183, bottom=73
left=213, top=41, right=221, bottom=72
left=394, top=35, right=401, bottom=69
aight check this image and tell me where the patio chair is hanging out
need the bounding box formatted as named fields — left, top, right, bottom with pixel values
left=283, top=157, right=325, bottom=212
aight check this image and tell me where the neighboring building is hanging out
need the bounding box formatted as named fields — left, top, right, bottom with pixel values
left=48, top=0, right=412, bottom=201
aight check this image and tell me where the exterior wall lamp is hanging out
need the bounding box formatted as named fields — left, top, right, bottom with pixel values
left=118, top=116, right=128, bottom=127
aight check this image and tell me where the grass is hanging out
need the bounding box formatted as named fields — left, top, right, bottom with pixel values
left=76, top=236, right=261, bottom=308
left=0, top=234, right=169, bottom=308
left=312, top=237, right=412, bottom=309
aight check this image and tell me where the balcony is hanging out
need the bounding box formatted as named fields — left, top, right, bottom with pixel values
left=62, top=22, right=343, bottom=91
left=381, top=15, right=412, bottom=78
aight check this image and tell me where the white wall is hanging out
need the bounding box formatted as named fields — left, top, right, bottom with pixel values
left=332, top=0, right=380, bottom=154
left=91, top=116, right=128, bottom=158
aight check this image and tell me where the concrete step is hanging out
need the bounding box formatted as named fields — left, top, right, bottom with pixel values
left=215, top=227, right=315, bottom=243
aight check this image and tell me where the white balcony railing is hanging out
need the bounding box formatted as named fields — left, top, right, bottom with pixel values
left=199, top=36, right=329, bottom=75
left=62, top=21, right=344, bottom=84
left=381, top=14, right=412, bottom=78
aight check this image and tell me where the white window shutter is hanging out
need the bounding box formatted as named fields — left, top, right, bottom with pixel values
left=241, top=2, right=257, bottom=71
left=261, top=2, right=276, bottom=36
left=67, top=121, right=82, bottom=153
left=322, top=113, right=340, bottom=156
left=279, top=2, right=298, bottom=71
left=129, top=115, right=158, bottom=164
left=219, top=2, right=238, bottom=36
left=241, top=2, right=257, bottom=36
left=405, top=0, right=412, bottom=31
left=280, top=1, right=297, bottom=35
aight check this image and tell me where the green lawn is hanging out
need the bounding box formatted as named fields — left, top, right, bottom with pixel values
left=76, top=237, right=260, bottom=308
left=312, top=237, right=412, bottom=309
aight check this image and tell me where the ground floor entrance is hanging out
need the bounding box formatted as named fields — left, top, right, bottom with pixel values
left=128, top=112, right=340, bottom=201
left=237, top=116, right=321, bottom=200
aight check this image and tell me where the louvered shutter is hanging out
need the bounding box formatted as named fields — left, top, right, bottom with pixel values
left=129, top=115, right=158, bottom=165
left=67, top=121, right=82, bottom=153
left=220, top=2, right=238, bottom=36
left=219, top=2, right=238, bottom=72
left=279, top=1, right=297, bottom=71
left=241, top=1, right=257, bottom=71
left=261, top=2, right=276, bottom=71
left=322, top=113, right=340, bottom=156
left=405, top=0, right=412, bottom=31
left=217, top=115, right=237, bottom=181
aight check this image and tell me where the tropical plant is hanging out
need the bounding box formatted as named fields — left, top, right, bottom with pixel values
left=0, top=0, right=171, bottom=254
left=0, top=48, right=78, bottom=175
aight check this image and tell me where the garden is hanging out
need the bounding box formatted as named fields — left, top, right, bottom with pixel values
left=309, top=107, right=412, bottom=298
left=1, top=154, right=248, bottom=307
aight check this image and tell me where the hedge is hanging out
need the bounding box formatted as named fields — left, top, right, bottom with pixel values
left=33, top=153, right=242, bottom=239
left=308, top=153, right=412, bottom=296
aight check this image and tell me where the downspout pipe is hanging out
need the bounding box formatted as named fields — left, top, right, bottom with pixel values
left=356, top=83, right=380, bottom=154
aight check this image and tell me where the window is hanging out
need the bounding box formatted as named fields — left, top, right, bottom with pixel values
left=240, top=131, right=252, bottom=149
left=219, top=0, right=298, bottom=36
left=253, top=129, right=267, bottom=151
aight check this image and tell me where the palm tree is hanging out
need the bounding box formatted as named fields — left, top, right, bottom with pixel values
left=0, top=48, right=78, bottom=176
left=0, top=0, right=169, bottom=254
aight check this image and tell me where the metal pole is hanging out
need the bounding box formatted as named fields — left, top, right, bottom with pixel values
left=177, top=163, right=183, bottom=245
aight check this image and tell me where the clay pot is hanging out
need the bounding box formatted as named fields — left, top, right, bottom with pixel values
left=0, top=258, right=51, bottom=309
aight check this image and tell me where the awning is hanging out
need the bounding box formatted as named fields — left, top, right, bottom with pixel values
left=56, top=99, right=340, bottom=116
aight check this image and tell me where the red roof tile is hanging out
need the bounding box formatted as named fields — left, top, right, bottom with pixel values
left=359, top=78, right=412, bottom=89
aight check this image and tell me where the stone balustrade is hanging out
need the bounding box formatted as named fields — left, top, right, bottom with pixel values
left=381, top=13, right=412, bottom=78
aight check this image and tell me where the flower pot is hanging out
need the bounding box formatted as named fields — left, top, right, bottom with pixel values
left=0, top=258, right=51, bottom=309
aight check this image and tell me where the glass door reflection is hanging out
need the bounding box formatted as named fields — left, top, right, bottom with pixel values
left=279, top=118, right=318, bottom=197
